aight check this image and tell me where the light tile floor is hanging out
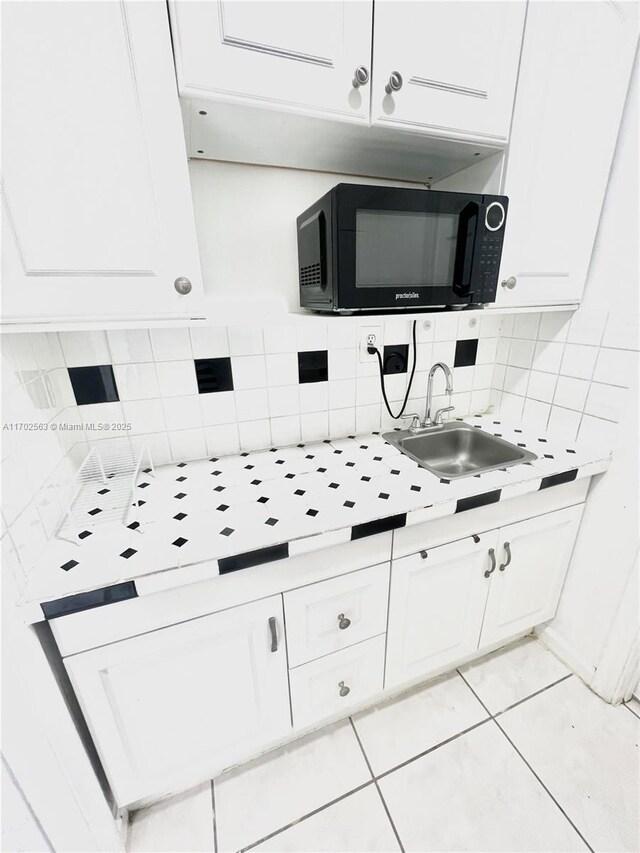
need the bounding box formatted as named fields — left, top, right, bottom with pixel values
left=128, top=637, right=640, bottom=853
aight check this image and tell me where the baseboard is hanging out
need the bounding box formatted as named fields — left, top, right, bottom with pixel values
left=535, top=624, right=596, bottom=685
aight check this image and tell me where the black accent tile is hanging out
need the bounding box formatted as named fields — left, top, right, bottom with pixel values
left=218, top=542, right=289, bottom=574
left=383, top=344, right=409, bottom=375
left=137, top=499, right=146, bottom=506
left=333, top=449, right=343, bottom=455
left=351, top=513, right=407, bottom=541
left=390, top=469, right=400, bottom=475
left=41, top=581, right=138, bottom=620
left=177, top=462, right=187, bottom=467
left=305, top=454, right=315, bottom=460
left=284, top=473, right=295, bottom=480
left=294, top=489, right=305, bottom=496
left=97, top=488, right=110, bottom=495
left=328, top=482, right=339, bottom=489
left=195, top=357, right=233, bottom=393
left=61, top=559, right=79, bottom=571
left=251, top=479, right=262, bottom=486
left=88, top=507, right=102, bottom=516
left=345, top=461, right=355, bottom=468
left=244, top=464, right=255, bottom=469
left=212, top=470, right=222, bottom=476
left=344, top=500, right=355, bottom=508
left=174, top=492, right=187, bottom=499
left=378, top=492, right=390, bottom=500
left=298, top=350, right=328, bottom=383
left=138, top=482, right=150, bottom=489
left=566, top=448, right=575, bottom=454
left=514, top=429, right=523, bottom=433
left=265, top=517, right=278, bottom=526
left=439, top=479, right=450, bottom=485
left=216, top=504, right=229, bottom=511
left=172, top=537, right=187, bottom=547
left=275, top=459, right=285, bottom=465
left=454, top=339, right=478, bottom=368
left=220, top=527, right=234, bottom=536
left=173, top=512, right=187, bottom=521
left=213, top=485, right=225, bottom=492
left=176, top=476, right=187, bottom=482
left=544, top=454, right=554, bottom=459
left=410, top=485, right=421, bottom=492
left=257, top=496, right=269, bottom=503
left=373, top=456, right=382, bottom=461
left=539, top=469, right=578, bottom=490
left=317, top=467, right=327, bottom=473
left=78, top=530, right=93, bottom=539
left=120, top=548, right=137, bottom=559
left=306, top=508, right=319, bottom=517
left=68, top=365, right=119, bottom=406
left=361, top=476, right=371, bottom=482
left=456, top=489, right=502, bottom=514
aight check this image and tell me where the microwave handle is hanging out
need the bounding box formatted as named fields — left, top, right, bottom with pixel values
left=452, top=202, right=478, bottom=297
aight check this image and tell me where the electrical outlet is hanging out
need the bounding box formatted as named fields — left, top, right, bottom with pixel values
left=359, top=325, right=382, bottom=363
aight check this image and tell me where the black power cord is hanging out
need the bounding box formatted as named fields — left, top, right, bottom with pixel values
left=367, top=319, right=418, bottom=420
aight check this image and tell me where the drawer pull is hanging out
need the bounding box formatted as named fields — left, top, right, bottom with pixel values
left=499, top=541, right=512, bottom=572
left=420, top=550, right=428, bottom=559
left=484, top=548, right=497, bottom=578
left=268, top=616, right=278, bottom=652
left=472, top=534, right=480, bottom=543
left=337, top=613, right=351, bottom=630
left=338, top=681, right=351, bottom=697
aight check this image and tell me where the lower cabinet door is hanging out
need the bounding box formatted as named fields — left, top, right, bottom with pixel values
left=289, top=635, right=386, bottom=730
left=65, top=595, right=291, bottom=807
left=479, top=505, right=584, bottom=647
left=385, top=535, right=495, bottom=690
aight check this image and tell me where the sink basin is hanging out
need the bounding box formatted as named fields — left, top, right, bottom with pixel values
left=383, top=422, right=537, bottom=479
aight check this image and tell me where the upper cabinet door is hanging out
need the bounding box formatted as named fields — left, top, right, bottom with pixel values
left=170, top=1, right=373, bottom=122
left=1, top=1, right=203, bottom=324
left=496, top=0, right=639, bottom=307
left=370, top=1, right=526, bottom=141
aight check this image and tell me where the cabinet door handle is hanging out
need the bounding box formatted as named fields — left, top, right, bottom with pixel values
left=268, top=616, right=278, bottom=652
left=338, top=681, right=351, bottom=697
left=385, top=71, right=403, bottom=94
left=484, top=548, right=497, bottom=578
left=499, top=542, right=512, bottom=572
left=352, top=65, right=369, bottom=88
left=338, top=613, right=351, bottom=630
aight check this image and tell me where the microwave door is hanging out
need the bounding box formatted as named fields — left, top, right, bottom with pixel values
left=452, top=202, right=478, bottom=297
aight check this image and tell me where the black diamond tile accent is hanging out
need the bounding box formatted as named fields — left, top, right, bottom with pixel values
left=212, top=470, right=222, bottom=476
left=544, top=454, right=554, bottom=459
left=127, top=521, right=140, bottom=530
left=298, top=350, right=328, bottom=383
left=195, top=357, right=233, bottom=393
left=177, top=462, right=187, bottom=467
left=214, top=485, right=225, bottom=492
left=216, top=504, right=229, bottom=511
left=344, top=500, right=355, bottom=508
left=138, top=482, right=150, bottom=489
left=294, top=489, right=306, bottom=496
left=88, top=507, right=102, bottom=516
left=61, top=559, right=79, bottom=571
left=172, top=537, right=188, bottom=547
left=174, top=492, right=187, bottom=499
left=439, top=479, right=450, bottom=485
left=390, top=469, right=400, bottom=475
left=68, top=365, right=119, bottom=406
left=333, top=449, right=343, bottom=455
left=361, top=476, right=371, bottom=482
left=538, top=438, right=548, bottom=443
left=176, top=476, right=187, bottom=482
left=285, top=473, right=295, bottom=479
left=514, top=429, right=523, bottom=433
left=328, top=482, right=339, bottom=489
left=373, top=456, right=382, bottom=461
left=143, top=468, right=152, bottom=474
left=209, top=457, right=219, bottom=462
left=306, top=508, right=319, bottom=517
left=241, top=452, right=249, bottom=457
left=78, top=530, right=93, bottom=539
left=410, top=485, right=421, bottom=492
left=566, top=448, right=575, bottom=453
left=220, top=527, right=234, bottom=536
left=275, top=459, right=285, bottom=465
left=137, top=500, right=146, bottom=506
left=97, top=488, right=110, bottom=495
left=454, top=339, right=478, bottom=367
left=257, top=496, right=269, bottom=503
left=317, top=467, right=327, bottom=473
left=173, top=512, right=187, bottom=520
left=360, top=444, right=368, bottom=449
left=265, top=517, right=278, bottom=526
left=251, top=479, right=262, bottom=486
left=305, top=454, right=315, bottom=459
left=494, top=433, right=503, bottom=437
left=346, top=461, right=355, bottom=467
left=120, top=548, right=137, bottom=559
left=378, top=492, right=390, bottom=500
left=517, top=443, right=526, bottom=447
left=244, top=464, right=255, bottom=469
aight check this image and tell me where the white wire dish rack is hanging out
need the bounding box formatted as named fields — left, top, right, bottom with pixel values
left=57, top=439, right=155, bottom=543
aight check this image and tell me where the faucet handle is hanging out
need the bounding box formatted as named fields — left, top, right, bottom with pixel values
left=401, top=413, right=422, bottom=432
left=433, top=405, right=454, bottom=425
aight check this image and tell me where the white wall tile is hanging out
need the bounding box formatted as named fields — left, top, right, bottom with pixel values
left=457, top=315, right=480, bottom=340
left=416, top=317, right=435, bottom=342
left=227, top=326, right=264, bottom=356
left=452, top=366, right=474, bottom=393
left=479, top=313, right=503, bottom=337
left=169, top=428, right=207, bottom=462
left=433, top=314, right=459, bottom=341
left=470, top=389, right=491, bottom=413
left=476, top=337, right=498, bottom=365
left=137, top=432, right=172, bottom=466
left=232, top=355, right=267, bottom=390
left=547, top=405, right=581, bottom=440
left=270, top=415, right=301, bottom=447
left=296, top=321, right=327, bottom=352
left=432, top=340, right=456, bottom=366
left=300, top=382, right=329, bottom=414
left=383, top=317, right=411, bottom=346
left=205, top=424, right=240, bottom=458
left=532, top=341, right=564, bottom=374
left=567, top=308, right=608, bottom=346
left=268, top=385, right=300, bottom=417
left=508, top=339, right=535, bottom=369
left=59, top=331, right=110, bottom=367
left=500, top=392, right=525, bottom=420
left=300, top=411, right=329, bottom=442
left=162, top=396, right=202, bottom=431
left=496, top=338, right=510, bottom=364
left=491, top=363, right=506, bottom=391
left=577, top=415, right=618, bottom=450
left=238, top=420, right=271, bottom=451
left=472, top=364, right=494, bottom=390
left=522, top=398, right=551, bottom=430
left=584, top=382, right=627, bottom=422
left=527, top=370, right=557, bottom=404
left=356, top=376, right=382, bottom=407
left=328, top=320, right=357, bottom=350
left=329, top=408, right=356, bottom=438
left=156, top=361, right=198, bottom=397
left=329, top=378, right=356, bottom=410
left=199, top=391, right=237, bottom=426
left=31, top=333, right=64, bottom=372
left=106, top=329, right=153, bottom=363
left=503, top=367, right=529, bottom=396
left=190, top=326, right=229, bottom=359
left=356, top=404, right=381, bottom=433
left=122, top=399, right=166, bottom=435
left=560, top=344, right=598, bottom=380
left=450, top=391, right=471, bottom=417
left=537, top=312, right=572, bottom=342
left=512, top=313, right=541, bottom=340
left=593, top=348, right=638, bottom=387
left=263, top=324, right=297, bottom=354
left=79, top=401, right=124, bottom=430
left=113, top=363, right=159, bottom=401
left=265, top=353, right=298, bottom=387
left=235, top=388, right=269, bottom=422
left=553, top=376, right=589, bottom=412
left=601, top=311, right=639, bottom=351
left=328, top=348, right=357, bottom=380
left=415, top=343, right=433, bottom=372
left=150, top=328, right=192, bottom=361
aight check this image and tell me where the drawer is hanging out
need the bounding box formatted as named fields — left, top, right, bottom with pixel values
left=284, top=563, right=389, bottom=667
left=290, top=635, right=385, bottom=730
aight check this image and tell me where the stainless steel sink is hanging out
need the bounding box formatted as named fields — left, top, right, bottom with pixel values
left=383, top=422, right=537, bottom=479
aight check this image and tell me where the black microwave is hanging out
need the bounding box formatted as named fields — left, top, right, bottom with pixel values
left=297, top=184, right=508, bottom=313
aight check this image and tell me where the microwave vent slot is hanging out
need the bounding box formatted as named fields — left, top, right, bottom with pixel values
left=300, top=262, right=322, bottom=288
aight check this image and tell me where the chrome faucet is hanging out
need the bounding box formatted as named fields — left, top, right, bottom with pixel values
left=404, top=362, right=454, bottom=432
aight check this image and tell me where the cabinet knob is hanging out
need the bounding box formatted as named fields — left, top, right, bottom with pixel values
left=385, top=71, right=403, bottom=94
left=420, top=550, right=428, bottom=559
left=338, top=681, right=351, bottom=697
left=352, top=66, right=369, bottom=88
left=338, top=613, right=351, bottom=630
left=484, top=547, right=497, bottom=578
left=499, top=541, right=512, bottom=571
left=501, top=276, right=517, bottom=290
left=174, top=277, right=192, bottom=295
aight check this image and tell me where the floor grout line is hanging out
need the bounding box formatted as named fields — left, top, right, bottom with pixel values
left=623, top=701, right=640, bottom=721
left=350, top=718, right=406, bottom=853
left=211, top=780, right=218, bottom=853
left=493, top=673, right=574, bottom=718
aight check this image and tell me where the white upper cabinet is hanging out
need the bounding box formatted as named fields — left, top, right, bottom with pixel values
left=370, top=0, right=526, bottom=141
left=496, top=0, right=639, bottom=307
left=1, top=1, right=203, bottom=325
left=170, top=1, right=373, bottom=122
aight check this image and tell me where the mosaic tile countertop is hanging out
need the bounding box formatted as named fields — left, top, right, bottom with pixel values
left=23, top=416, right=611, bottom=619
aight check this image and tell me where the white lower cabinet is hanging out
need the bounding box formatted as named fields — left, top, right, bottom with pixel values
left=478, top=505, right=583, bottom=647
left=289, top=635, right=386, bottom=730
left=385, top=536, right=491, bottom=690
left=65, top=595, right=290, bottom=807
